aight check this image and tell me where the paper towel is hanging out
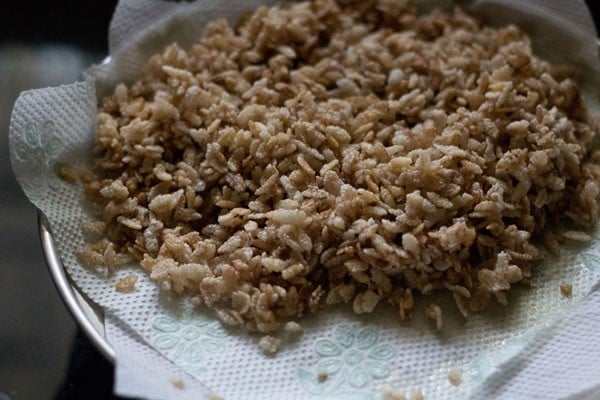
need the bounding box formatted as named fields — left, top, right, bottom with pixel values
left=9, top=0, right=600, bottom=399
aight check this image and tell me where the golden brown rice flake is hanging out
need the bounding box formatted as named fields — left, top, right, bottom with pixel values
left=560, top=283, right=573, bottom=297
left=448, top=368, right=462, bottom=386
left=170, top=378, right=185, bottom=390
left=115, top=274, right=138, bottom=292
left=382, top=387, right=407, bottom=400
left=317, top=371, right=328, bottom=382
left=425, top=304, right=443, bottom=331
left=58, top=165, right=79, bottom=184
left=410, top=389, right=425, bottom=400
left=560, top=231, right=593, bottom=243
left=258, top=335, right=282, bottom=355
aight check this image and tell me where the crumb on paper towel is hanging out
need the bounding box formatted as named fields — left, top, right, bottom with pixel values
left=115, top=274, right=138, bottom=292
left=410, top=388, right=425, bottom=400
left=560, top=283, right=573, bottom=297
left=317, top=371, right=328, bottom=383
left=170, top=377, right=185, bottom=389
left=207, top=393, right=222, bottom=400
left=448, top=368, right=462, bottom=386
left=425, top=304, right=443, bottom=331
left=58, top=165, right=79, bottom=184
left=258, top=335, right=281, bottom=355
left=381, top=386, right=406, bottom=400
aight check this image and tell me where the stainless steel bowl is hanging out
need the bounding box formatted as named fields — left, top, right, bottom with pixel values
left=39, top=211, right=115, bottom=362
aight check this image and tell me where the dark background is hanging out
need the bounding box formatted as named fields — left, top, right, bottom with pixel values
left=0, top=1, right=599, bottom=400
left=0, top=2, right=118, bottom=52
left=1, top=2, right=117, bottom=400
left=1, top=1, right=599, bottom=52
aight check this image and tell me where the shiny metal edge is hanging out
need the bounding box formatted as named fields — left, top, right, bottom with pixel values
left=38, top=211, right=116, bottom=363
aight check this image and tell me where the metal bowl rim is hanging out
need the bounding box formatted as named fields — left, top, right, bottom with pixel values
left=38, top=211, right=115, bottom=363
